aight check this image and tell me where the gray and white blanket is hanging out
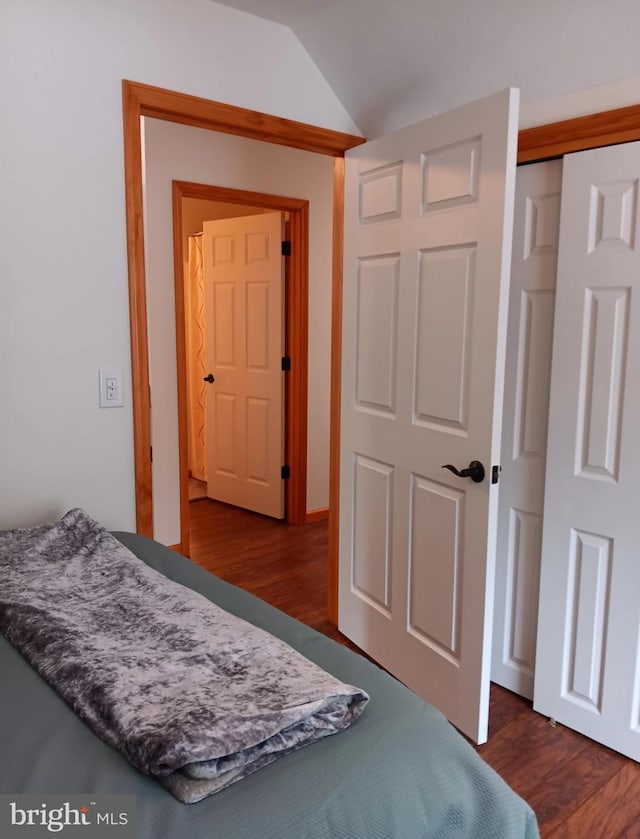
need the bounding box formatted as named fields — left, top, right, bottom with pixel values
left=0, top=509, right=368, bottom=803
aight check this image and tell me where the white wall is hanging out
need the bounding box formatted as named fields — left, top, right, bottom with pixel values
left=289, top=0, right=640, bottom=138
left=0, top=0, right=358, bottom=532
left=520, top=75, right=640, bottom=129
left=144, top=119, right=335, bottom=544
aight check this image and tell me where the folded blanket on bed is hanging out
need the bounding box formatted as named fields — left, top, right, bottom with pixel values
left=0, top=509, right=369, bottom=803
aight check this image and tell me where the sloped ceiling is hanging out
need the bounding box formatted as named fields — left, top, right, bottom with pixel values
left=214, top=0, right=640, bottom=137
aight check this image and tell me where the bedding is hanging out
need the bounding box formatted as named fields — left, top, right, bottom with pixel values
left=0, top=509, right=368, bottom=803
left=0, top=516, right=540, bottom=839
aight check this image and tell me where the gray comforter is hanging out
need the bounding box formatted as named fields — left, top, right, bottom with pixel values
left=0, top=509, right=368, bottom=803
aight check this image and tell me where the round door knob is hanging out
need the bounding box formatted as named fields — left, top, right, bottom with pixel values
left=203, top=373, right=215, bottom=383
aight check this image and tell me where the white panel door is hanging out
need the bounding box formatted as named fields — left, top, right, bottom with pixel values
left=534, top=142, right=640, bottom=760
left=203, top=212, right=285, bottom=519
left=492, top=160, right=562, bottom=698
left=339, top=89, right=520, bottom=744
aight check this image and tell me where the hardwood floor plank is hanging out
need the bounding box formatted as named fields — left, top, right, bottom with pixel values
left=188, top=499, right=639, bottom=838
left=526, top=742, right=630, bottom=836
left=487, top=683, right=533, bottom=738
left=189, top=500, right=365, bottom=652
left=477, top=710, right=589, bottom=784
left=545, top=762, right=640, bottom=839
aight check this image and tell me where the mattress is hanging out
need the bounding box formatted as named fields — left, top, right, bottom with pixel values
left=0, top=531, right=539, bottom=839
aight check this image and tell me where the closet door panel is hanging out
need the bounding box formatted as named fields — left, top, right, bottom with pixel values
left=492, top=160, right=562, bottom=698
left=534, top=141, right=640, bottom=761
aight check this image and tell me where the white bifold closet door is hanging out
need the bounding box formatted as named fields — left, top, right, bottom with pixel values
left=494, top=142, right=640, bottom=761
left=491, top=160, right=562, bottom=699
left=534, top=141, right=640, bottom=762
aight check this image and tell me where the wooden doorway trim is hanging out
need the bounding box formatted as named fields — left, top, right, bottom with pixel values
left=172, top=181, right=310, bottom=555
left=517, top=103, right=640, bottom=163
left=122, top=79, right=363, bottom=545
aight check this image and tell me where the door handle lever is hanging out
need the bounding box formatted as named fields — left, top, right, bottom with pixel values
left=441, top=460, right=485, bottom=483
left=203, top=373, right=215, bottom=383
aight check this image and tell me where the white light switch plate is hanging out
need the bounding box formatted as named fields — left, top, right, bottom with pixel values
left=99, top=368, right=124, bottom=408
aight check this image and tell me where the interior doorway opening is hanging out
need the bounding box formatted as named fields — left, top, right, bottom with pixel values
left=172, top=181, right=311, bottom=556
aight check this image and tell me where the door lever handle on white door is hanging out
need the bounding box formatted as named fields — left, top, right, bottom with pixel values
left=441, top=461, right=485, bottom=483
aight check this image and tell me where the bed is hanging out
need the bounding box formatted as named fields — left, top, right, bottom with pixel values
left=0, top=526, right=539, bottom=838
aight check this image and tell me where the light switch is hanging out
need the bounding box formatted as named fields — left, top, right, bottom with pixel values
left=106, top=377, right=118, bottom=400
left=99, top=369, right=124, bottom=408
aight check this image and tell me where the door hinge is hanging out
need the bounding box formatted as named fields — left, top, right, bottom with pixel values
left=491, top=465, right=501, bottom=485
left=281, top=356, right=291, bottom=371
left=281, top=240, right=291, bottom=256
left=150, top=446, right=153, bottom=464
left=281, top=465, right=290, bottom=480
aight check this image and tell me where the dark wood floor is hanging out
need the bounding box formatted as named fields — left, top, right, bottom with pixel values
left=189, top=498, right=640, bottom=839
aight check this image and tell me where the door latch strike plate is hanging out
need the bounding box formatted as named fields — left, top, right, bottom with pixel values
left=491, top=465, right=501, bottom=485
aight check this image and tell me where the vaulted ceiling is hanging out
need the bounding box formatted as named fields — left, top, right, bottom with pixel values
left=215, top=0, right=640, bottom=137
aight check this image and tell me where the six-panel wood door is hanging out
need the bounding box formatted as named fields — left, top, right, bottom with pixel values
left=202, top=212, right=285, bottom=519
left=534, top=141, right=640, bottom=761
left=338, top=89, right=520, bottom=744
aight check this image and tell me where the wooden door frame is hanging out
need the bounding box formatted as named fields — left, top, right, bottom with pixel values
left=123, top=79, right=640, bottom=622
left=172, top=181, right=310, bottom=555
left=122, top=79, right=364, bottom=549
